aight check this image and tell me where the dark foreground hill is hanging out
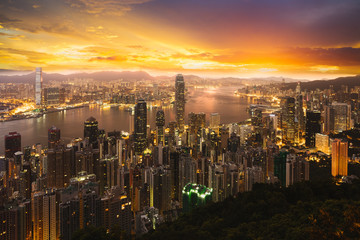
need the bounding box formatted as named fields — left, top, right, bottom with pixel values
left=142, top=181, right=360, bottom=240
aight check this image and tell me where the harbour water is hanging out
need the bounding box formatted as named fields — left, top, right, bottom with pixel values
left=0, top=86, right=250, bottom=153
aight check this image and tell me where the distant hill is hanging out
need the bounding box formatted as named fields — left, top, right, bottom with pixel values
left=284, top=75, right=360, bottom=91
left=0, top=70, right=312, bottom=85
left=0, top=71, right=155, bottom=84
left=3, top=70, right=356, bottom=87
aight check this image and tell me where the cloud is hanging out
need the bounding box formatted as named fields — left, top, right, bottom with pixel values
left=66, top=0, right=153, bottom=15
left=0, top=14, right=21, bottom=25
left=88, top=56, right=127, bottom=62
left=0, top=12, right=77, bottom=36
left=0, top=47, right=56, bottom=64
left=127, top=45, right=148, bottom=50
left=80, top=46, right=118, bottom=55
left=259, top=68, right=278, bottom=73
left=171, top=51, right=215, bottom=60
left=310, top=65, right=339, bottom=72
left=0, top=32, right=10, bottom=36
left=134, top=0, right=360, bottom=47
left=285, top=47, right=360, bottom=66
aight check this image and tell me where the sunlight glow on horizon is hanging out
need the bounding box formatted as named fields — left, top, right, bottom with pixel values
left=1, top=0, right=360, bottom=80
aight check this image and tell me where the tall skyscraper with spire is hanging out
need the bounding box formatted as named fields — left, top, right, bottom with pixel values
left=35, top=67, right=43, bottom=105
left=175, top=74, right=185, bottom=132
left=134, top=99, right=147, bottom=154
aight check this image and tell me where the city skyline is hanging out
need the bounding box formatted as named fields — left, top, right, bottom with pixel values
left=1, top=72, right=360, bottom=239
left=0, top=0, right=360, bottom=79
left=1, top=1, right=360, bottom=239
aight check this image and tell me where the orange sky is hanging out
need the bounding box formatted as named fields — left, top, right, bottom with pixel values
left=1, top=0, right=360, bottom=79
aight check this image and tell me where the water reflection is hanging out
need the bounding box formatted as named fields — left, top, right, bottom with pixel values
left=0, top=86, right=248, bottom=153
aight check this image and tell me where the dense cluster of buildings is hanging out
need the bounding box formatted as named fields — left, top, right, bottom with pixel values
left=0, top=73, right=357, bottom=239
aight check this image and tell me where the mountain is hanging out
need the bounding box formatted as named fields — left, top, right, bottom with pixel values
left=0, top=71, right=154, bottom=84
left=2, top=70, right=357, bottom=87
left=284, top=75, right=360, bottom=91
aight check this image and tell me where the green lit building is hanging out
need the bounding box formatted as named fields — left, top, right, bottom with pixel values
left=274, top=151, right=288, bottom=187
left=182, top=183, right=213, bottom=213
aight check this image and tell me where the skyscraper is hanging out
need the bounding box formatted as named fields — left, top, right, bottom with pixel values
left=305, top=111, right=321, bottom=147
left=179, top=155, right=197, bottom=199
left=134, top=99, right=147, bottom=154
left=175, top=74, right=185, bottom=131
left=274, top=151, right=287, bottom=187
left=331, top=139, right=348, bottom=176
left=32, top=190, right=58, bottom=240
left=315, top=133, right=330, bottom=155
left=250, top=108, right=262, bottom=127
left=323, top=105, right=335, bottom=134
left=47, top=147, right=71, bottom=189
left=44, top=87, right=60, bottom=106
left=48, top=126, right=60, bottom=148
left=295, top=88, right=305, bottom=143
left=285, top=153, right=309, bottom=187
left=281, top=97, right=296, bottom=144
left=35, top=67, right=43, bottom=105
left=150, top=166, right=171, bottom=213
left=5, top=132, right=21, bottom=158
left=188, top=112, right=206, bottom=134
left=156, top=109, right=165, bottom=145
left=210, top=113, right=220, bottom=129
left=332, top=103, right=351, bottom=133
left=84, top=116, right=99, bottom=146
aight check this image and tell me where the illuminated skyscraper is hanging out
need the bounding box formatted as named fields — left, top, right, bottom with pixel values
left=188, top=111, right=206, bottom=153
left=179, top=156, right=197, bottom=199
left=48, top=126, right=60, bottom=148
left=47, top=147, right=71, bottom=189
left=315, top=133, right=330, bottom=155
left=332, top=103, right=351, bottom=133
left=305, top=111, right=321, bottom=148
left=44, top=87, right=59, bottom=106
left=182, top=183, right=212, bottom=213
left=331, top=139, right=348, bottom=176
left=250, top=108, right=262, bottom=127
left=281, top=97, right=296, bottom=144
left=175, top=74, right=185, bottom=131
left=134, top=99, right=147, bottom=154
left=32, top=190, right=58, bottom=240
left=210, top=113, right=220, bottom=129
left=190, top=112, right=206, bottom=130
left=129, top=109, right=135, bottom=134
left=35, top=67, right=43, bottom=105
left=101, top=188, right=132, bottom=235
left=84, top=116, right=99, bottom=146
left=295, top=85, right=305, bottom=144
left=285, top=153, right=309, bottom=187
left=5, top=132, right=21, bottom=158
left=150, top=166, right=171, bottom=213
left=323, top=105, right=335, bottom=134
left=156, top=109, right=165, bottom=145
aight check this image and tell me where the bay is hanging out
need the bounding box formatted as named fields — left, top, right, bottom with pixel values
left=0, top=86, right=250, bottom=154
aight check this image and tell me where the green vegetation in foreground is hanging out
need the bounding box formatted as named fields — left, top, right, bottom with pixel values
left=142, top=180, right=360, bottom=240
